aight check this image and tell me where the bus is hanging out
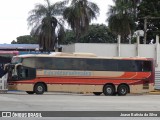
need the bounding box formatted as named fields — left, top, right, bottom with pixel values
left=0, top=51, right=19, bottom=77
left=6, top=52, right=155, bottom=96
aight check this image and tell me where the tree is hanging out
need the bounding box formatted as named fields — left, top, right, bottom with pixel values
left=79, top=24, right=117, bottom=43
left=61, top=30, right=75, bottom=44
left=63, top=0, right=99, bottom=42
left=137, top=0, right=160, bottom=44
left=11, top=40, right=17, bottom=44
left=27, top=0, right=68, bottom=52
left=11, top=35, right=38, bottom=44
left=61, top=24, right=117, bottom=44
left=107, top=0, right=138, bottom=43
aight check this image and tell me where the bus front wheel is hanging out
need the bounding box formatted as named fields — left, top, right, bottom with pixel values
left=117, top=85, right=129, bottom=96
left=34, top=83, right=45, bottom=95
left=103, top=84, right=115, bottom=96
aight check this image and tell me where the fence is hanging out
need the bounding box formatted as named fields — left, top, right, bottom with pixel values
left=0, top=73, right=8, bottom=92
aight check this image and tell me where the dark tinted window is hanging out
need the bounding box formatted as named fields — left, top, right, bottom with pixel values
left=22, top=57, right=152, bottom=72
left=142, top=61, right=152, bottom=72
left=118, top=60, right=142, bottom=71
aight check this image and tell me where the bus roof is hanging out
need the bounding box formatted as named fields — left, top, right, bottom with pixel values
left=50, top=52, right=97, bottom=57
left=13, top=52, right=152, bottom=60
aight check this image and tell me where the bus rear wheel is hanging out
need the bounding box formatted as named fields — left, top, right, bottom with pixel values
left=34, top=83, right=45, bottom=95
left=103, top=84, right=115, bottom=96
left=26, top=91, right=34, bottom=94
left=117, top=85, right=129, bottom=96
left=93, top=92, right=102, bottom=96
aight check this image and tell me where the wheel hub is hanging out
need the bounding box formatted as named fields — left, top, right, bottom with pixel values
left=106, top=87, right=112, bottom=94
left=37, top=86, right=43, bottom=92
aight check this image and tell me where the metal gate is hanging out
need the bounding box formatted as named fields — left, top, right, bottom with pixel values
left=155, top=71, right=160, bottom=90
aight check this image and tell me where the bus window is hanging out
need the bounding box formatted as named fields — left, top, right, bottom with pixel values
left=142, top=61, right=152, bottom=71
left=134, top=61, right=143, bottom=72
left=12, top=57, right=22, bottom=64
left=22, top=58, right=36, bottom=68
left=118, top=60, right=133, bottom=71
left=102, top=59, right=118, bottom=71
left=17, top=66, right=36, bottom=80
left=21, top=69, right=28, bottom=78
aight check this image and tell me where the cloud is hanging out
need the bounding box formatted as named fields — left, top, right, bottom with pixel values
left=0, top=0, right=113, bottom=44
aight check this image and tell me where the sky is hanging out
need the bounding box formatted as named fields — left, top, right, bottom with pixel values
left=0, top=0, right=113, bottom=44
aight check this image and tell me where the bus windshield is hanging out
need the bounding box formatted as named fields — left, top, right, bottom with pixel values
left=11, top=57, right=22, bottom=64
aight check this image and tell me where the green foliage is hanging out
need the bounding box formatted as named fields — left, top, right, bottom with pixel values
left=27, top=0, right=68, bottom=52
left=11, top=35, right=38, bottom=44
left=137, top=0, right=160, bottom=43
left=79, top=24, right=116, bottom=43
left=62, top=24, right=117, bottom=44
left=11, top=40, right=17, bottom=44
left=63, top=0, right=99, bottom=42
left=61, top=30, right=75, bottom=44
left=107, top=0, right=140, bottom=43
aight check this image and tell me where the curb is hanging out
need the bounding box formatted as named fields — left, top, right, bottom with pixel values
left=149, top=90, right=160, bottom=94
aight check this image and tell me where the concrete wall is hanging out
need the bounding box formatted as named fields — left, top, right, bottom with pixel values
left=62, top=44, right=75, bottom=53
left=63, top=43, right=156, bottom=60
left=75, top=43, right=118, bottom=57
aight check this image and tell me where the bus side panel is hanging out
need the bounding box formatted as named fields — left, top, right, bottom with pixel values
left=8, top=82, right=154, bottom=93
left=47, top=84, right=103, bottom=93
left=129, top=83, right=154, bottom=93
left=8, top=70, right=154, bottom=93
left=8, top=83, right=34, bottom=91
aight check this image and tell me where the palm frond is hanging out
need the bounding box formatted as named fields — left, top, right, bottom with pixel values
left=107, top=0, right=137, bottom=43
left=27, top=0, right=67, bottom=52
left=63, top=0, right=99, bottom=42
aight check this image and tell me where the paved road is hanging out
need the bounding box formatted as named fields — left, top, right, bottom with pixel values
left=0, top=91, right=160, bottom=120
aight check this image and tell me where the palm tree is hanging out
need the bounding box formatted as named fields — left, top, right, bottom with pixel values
left=107, top=0, right=139, bottom=43
left=27, top=0, right=68, bottom=52
left=63, top=0, right=99, bottom=42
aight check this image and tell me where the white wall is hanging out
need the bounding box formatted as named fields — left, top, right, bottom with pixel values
left=139, top=44, right=156, bottom=58
left=120, top=44, right=137, bottom=57
left=62, top=44, right=75, bottom=53
left=75, top=43, right=117, bottom=57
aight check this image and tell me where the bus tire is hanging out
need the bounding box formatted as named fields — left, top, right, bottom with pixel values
left=26, top=91, right=34, bottom=94
left=34, top=83, right=45, bottom=95
left=103, top=84, right=115, bottom=96
left=117, top=84, right=129, bottom=96
left=93, top=92, right=102, bottom=96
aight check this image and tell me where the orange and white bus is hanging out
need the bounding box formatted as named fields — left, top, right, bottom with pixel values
left=6, top=52, right=155, bottom=96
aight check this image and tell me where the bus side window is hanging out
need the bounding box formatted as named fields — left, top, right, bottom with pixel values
left=21, top=69, right=28, bottom=78
left=17, top=66, right=28, bottom=79
left=142, top=61, right=151, bottom=72
left=135, top=61, right=143, bottom=72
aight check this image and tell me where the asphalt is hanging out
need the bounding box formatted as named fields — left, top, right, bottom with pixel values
left=0, top=91, right=160, bottom=120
